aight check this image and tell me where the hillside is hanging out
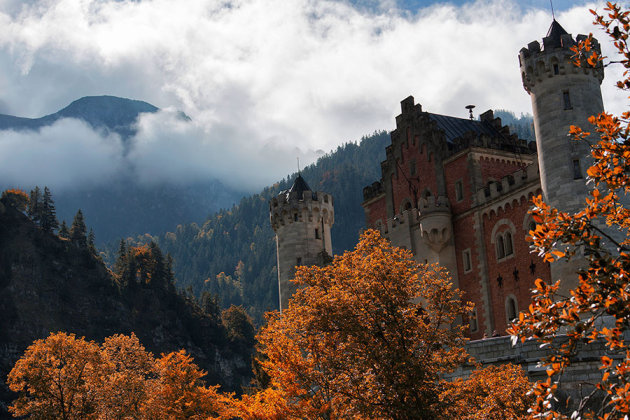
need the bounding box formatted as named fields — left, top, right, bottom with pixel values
left=0, top=96, right=245, bottom=243
left=150, top=131, right=391, bottom=322
left=0, top=203, right=253, bottom=419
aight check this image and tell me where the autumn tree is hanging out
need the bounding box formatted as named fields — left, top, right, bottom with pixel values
left=509, top=3, right=630, bottom=418
left=7, top=332, right=103, bottom=419
left=143, top=350, right=226, bottom=420
left=8, top=332, right=230, bottom=420
left=1, top=188, right=29, bottom=212
left=440, top=364, right=533, bottom=420
left=94, top=333, right=155, bottom=420
left=236, top=229, right=472, bottom=419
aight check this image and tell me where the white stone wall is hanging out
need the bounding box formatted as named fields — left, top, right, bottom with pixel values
left=270, top=192, right=334, bottom=312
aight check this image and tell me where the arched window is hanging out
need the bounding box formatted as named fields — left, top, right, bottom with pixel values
left=506, top=296, right=518, bottom=322
left=497, top=235, right=505, bottom=259
left=469, top=308, right=478, bottom=333
left=504, top=232, right=513, bottom=256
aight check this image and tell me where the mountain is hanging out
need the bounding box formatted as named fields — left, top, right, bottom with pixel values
left=0, top=95, right=159, bottom=139
left=128, top=131, right=391, bottom=323
left=0, top=202, right=253, bottom=419
left=0, top=96, right=246, bottom=243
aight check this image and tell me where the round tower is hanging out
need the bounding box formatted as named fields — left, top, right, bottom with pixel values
left=520, top=20, right=604, bottom=291
left=519, top=20, right=604, bottom=213
left=269, top=175, right=334, bottom=312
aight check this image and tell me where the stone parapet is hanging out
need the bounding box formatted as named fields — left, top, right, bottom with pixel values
left=270, top=190, right=334, bottom=231
left=474, top=163, right=539, bottom=206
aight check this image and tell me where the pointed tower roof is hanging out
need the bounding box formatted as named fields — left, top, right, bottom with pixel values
left=286, top=174, right=312, bottom=200
left=543, top=19, right=569, bottom=50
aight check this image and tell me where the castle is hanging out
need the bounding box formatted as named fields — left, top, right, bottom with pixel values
left=270, top=19, right=604, bottom=342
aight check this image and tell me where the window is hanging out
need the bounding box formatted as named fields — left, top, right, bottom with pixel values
left=563, top=91, right=572, bottom=110
left=315, top=228, right=320, bottom=239
left=469, top=308, right=478, bottom=333
left=496, top=230, right=514, bottom=260
left=553, top=63, right=559, bottom=75
left=410, top=159, right=417, bottom=176
left=296, top=257, right=302, bottom=266
left=294, top=213, right=298, bottom=222
left=462, top=249, right=472, bottom=273
left=497, top=236, right=505, bottom=259
left=506, top=296, right=518, bottom=323
left=455, top=180, right=464, bottom=202
left=573, top=159, right=583, bottom=179
left=504, top=232, right=513, bottom=256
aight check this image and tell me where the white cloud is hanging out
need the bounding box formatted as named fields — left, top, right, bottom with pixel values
left=0, top=0, right=623, bottom=190
left=0, top=118, right=124, bottom=189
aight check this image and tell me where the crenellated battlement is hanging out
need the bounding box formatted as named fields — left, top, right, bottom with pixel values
left=519, top=30, right=603, bottom=93
left=362, top=181, right=384, bottom=202
left=419, top=195, right=451, bottom=215
left=474, top=163, right=539, bottom=207
left=269, top=190, right=334, bottom=232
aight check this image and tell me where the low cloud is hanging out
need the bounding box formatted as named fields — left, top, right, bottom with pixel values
left=0, top=0, right=621, bottom=191
left=0, top=111, right=321, bottom=192
left=0, top=119, right=124, bottom=190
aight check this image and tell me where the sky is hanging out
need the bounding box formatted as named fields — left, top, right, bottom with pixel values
left=0, top=0, right=624, bottom=192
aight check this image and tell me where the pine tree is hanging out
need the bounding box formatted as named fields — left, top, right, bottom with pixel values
left=28, top=187, right=42, bottom=224
left=58, top=221, right=70, bottom=239
left=115, top=239, right=127, bottom=275
left=87, top=229, right=97, bottom=254
left=70, top=210, right=88, bottom=248
left=39, top=187, right=59, bottom=233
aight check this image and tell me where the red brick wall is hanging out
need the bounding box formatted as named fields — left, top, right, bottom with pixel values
left=479, top=156, right=525, bottom=183
left=365, top=195, right=387, bottom=228
left=481, top=193, right=551, bottom=335
left=444, top=154, right=472, bottom=215
left=452, top=213, right=487, bottom=340
left=390, top=141, right=438, bottom=214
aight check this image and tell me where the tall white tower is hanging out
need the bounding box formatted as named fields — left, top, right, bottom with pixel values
left=269, top=175, right=334, bottom=312
left=520, top=20, right=604, bottom=289
left=520, top=20, right=604, bottom=212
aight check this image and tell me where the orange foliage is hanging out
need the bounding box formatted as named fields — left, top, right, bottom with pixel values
left=7, top=332, right=102, bottom=419
left=1, top=188, right=29, bottom=212
left=7, top=332, right=229, bottom=420
left=509, top=3, right=630, bottom=418
left=230, top=229, right=473, bottom=419
left=440, top=364, right=533, bottom=420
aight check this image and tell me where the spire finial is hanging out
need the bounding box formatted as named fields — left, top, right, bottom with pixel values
left=465, top=104, right=476, bottom=121
left=550, top=0, right=555, bottom=20
left=297, top=157, right=301, bottom=175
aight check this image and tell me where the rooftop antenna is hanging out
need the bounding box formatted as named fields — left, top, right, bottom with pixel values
left=550, top=0, right=555, bottom=20
left=465, top=104, right=476, bottom=120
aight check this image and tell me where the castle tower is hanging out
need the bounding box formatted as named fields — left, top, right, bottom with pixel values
left=519, top=20, right=604, bottom=213
left=520, top=20, right=604, bottom=290
left=269, top=175, right=334, bottom=312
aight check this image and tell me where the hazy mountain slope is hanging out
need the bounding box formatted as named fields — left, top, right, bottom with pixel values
left=0, top=96, right=246, bottom=243
left=154, top=131, right=390, bottom=322
left=0, top=204, right=252, bottom=419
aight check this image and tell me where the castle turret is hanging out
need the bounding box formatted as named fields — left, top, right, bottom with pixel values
left=269, top=175, right=334, bottom=312
left=519, top=20, right=604, bottom=213
left=520, top=20, right=604, bottom=291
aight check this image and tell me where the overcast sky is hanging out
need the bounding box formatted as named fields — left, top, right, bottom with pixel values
left=0, top=0, right=624, bottom=191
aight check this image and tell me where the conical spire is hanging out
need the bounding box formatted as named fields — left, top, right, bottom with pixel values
left=287, top=174, right=311, bottom=200
left=544, top=19, right=568, bottom=50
